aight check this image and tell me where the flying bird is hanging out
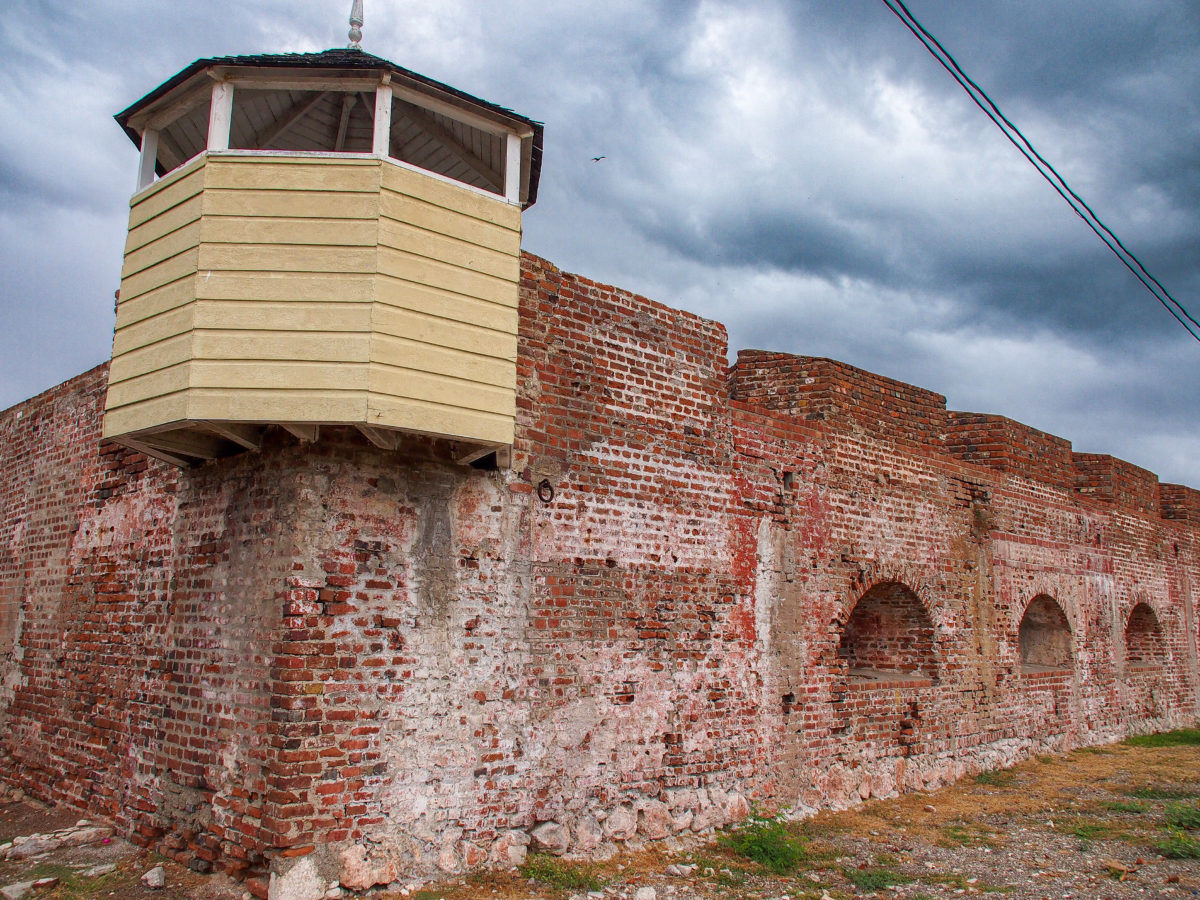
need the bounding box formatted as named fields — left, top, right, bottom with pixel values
left=592, top=156, right=605, bottom=162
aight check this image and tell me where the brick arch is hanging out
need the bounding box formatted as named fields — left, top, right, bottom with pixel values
left=838, top=580, right=938, bottom=682
left=1018, top=594, right=1073, bottom=671
left=1124, top=601, right=1166, bottom=667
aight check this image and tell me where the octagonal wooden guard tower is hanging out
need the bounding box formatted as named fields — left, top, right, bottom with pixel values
left=102, top=48, right=542, bottom=467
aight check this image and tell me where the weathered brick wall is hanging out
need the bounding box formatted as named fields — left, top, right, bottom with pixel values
left=1, top=253, right=1197, bottom=894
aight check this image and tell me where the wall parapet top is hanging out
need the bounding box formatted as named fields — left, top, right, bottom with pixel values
left=944, top=412, right=1075, bottom=491
left=728, top=350, right=947, bottom=448
left=1073, top=452, right=1160, bottom=515
left=1160, top=483, right=1200, bottom=523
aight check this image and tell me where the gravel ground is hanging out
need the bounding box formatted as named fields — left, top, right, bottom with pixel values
left=1, top=736, right=1197, bottom=899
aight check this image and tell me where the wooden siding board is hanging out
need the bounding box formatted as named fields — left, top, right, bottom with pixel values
left=102, top=364, right=191, bottom=409
left=377, top=219, right=518, bottom=282
left=186, top=390, right=369, bottom=424
left=370, top=332, right=512, bottom=386
left=125, top=194, right=204, bottom=254
left=119, top=248, right=200, bottom=302
left=371, top=304, right=517, bottom=360
left=374, top=277, right=518, bottom=334
left=377, top=246, right=516, bottom=306
left=366, top=393, right=514, bottom=445
left=193, top=300, right=373, bottom=331
left=202, top=189, right=380, bottom=220
left=112, top=304, right=196, bottom=356
left=369, top=363, right=515, bottom=416
left=191, top=330, right=371, bottom=363
left=107, top=333, right=194, bottom=383
left=101, top=394, right=189, bottom=438
left=115, top=278, right=198, bottom=327
left=380, top=162, right=520, bottom=229
left=121, top=222, right=202, bottom=279
left=128, top=163, right=205, bottom=229
left=193, top=272, right=375, bottom=303
left=197, top=243, right=378, bottom=274
left=204, top=157, right=381, bottom=193
left=202, top=216, right=379, bottom=248
left=379, top=190, right=519, bottom=254
left=189, top=360, right=368, bottom=392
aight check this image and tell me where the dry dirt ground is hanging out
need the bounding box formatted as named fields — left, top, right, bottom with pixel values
left=2, top=731, right=1198, bottom=900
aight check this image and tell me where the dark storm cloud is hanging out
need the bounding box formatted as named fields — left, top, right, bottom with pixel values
left=0, top=0, right=1196, bottom=485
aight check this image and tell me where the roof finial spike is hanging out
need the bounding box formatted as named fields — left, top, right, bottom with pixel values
left=348, top=0, right=364, bottom=49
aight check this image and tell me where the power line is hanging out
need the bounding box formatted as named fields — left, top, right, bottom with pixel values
left=881, top=0, right=1200, bottom=342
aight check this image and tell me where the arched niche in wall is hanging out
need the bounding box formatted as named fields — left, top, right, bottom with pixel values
left=1124, top=602, right=1166, bottom=669
left=838, top=580, right=938, bottom=684
left=1018, top=594, right=1073, bottom=672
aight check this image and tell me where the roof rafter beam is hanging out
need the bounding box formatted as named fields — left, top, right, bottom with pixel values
left=131, top=82, right=211, bottom=133
left=390, top=79, right=532, bottom=138
left=394, top=101, right=501, bottom=193
left=357, top=425, right=400, bottom=450
left=201, top=421, right=263, bottom=451
left=334, top=93, right=357, bottom=151
left=252, top=90, right=332, bottom=150
left=281, top=424, right=320, bottom=443
left=454, top=442, right=509, bottom=467
left=155, top=128, right=188, bottom=172
left=116, top=437, right=195, bottom=468
left=136, top=430, right=226, bottom=461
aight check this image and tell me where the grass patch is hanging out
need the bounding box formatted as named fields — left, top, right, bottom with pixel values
left=926, top=871, right=1013, bottom=893
left=1164, top=802, right=1200, bottom=830
left=1155, top=827, right=1200, bottom=859
left=975, top=768, right=1016, bottom=787
left=720, top=814, right=809, bottom=875
left=1125, top=728, right=1200, bottom=748
left=1102, top=799, right=1148, bottom=814
left=938, top=822, right=999, bottom=848
left=1128, top=785, right=1200, bottom=800
left=23, top=862, right=127, bottom=900
left=842, top=865, right=913, bottom=892
left=519, top=853, right=605, bottom=892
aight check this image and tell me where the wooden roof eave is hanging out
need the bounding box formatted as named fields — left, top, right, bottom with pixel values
left=119, top=63, right=534, bottom=146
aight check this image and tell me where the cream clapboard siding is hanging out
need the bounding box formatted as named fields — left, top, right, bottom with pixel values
left=373, top=163, right=520, bottom=444
left=104, top=151, right=521, bottom=448
left=104, top=159, right=205, bottom=436
left=189, top=155, right=378, bottom=415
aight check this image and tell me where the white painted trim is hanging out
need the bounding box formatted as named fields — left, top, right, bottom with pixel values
left=136, top=129, right=160, bottom=191
left=221, top=73, right=383, bottom=93
left=504, top=133, right=522, bottom=204
left=373, top=83, right=394, bottom=155
left=207, top=82, right=234, bottom=151
left=203, top=149, right=521, bottom=205
left=382, top=155, right=518, bottom=205
left=139, top=85, right=211, bottom=133
left=126, top=148, right=522, bottom=207
left=390, top=81, right=533, bottom=138
left=207, top=149, right=379, bottom=161
left=129, top=153, right=207, bottom=202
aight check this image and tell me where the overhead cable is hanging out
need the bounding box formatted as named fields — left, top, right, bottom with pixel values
left=881, top=0, right=1200, bottom=342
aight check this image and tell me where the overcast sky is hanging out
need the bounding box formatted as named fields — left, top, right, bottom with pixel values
left=1, top=0, right=1197, bottom=487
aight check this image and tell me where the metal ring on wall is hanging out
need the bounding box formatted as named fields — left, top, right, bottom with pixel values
left=537, top=479, right=555, bottom=503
